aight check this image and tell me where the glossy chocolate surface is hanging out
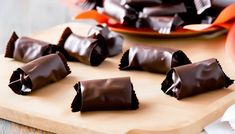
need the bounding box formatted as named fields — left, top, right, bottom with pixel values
left=161, top=58, right=234, bottom=100
left=103, top=0, right=138, bottom=26
left=87, top=25, right=123, bottom=57
left=8, top=53, right=71, bottom=95
left=5, top=32, right=58, bottom=63
left=71, top=77, right=139, bottom=112
left=58, top=27, right=107, bottom=66
left=119, top=46, right=191, bottom=74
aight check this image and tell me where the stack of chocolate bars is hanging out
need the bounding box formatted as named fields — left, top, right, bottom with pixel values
left=82, top=0, right=231, bottom=33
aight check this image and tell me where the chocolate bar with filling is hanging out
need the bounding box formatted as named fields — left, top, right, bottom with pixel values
left=161, top=58, right=234, bottom=100
left=119, top=46, right=191, bottom=74
left=87, top=25, right=123, bottom=57
left=4, top=32, right=59, bottom=63
left=71, top=77, right=139, bottom=112
left=58, top=27, right=107, bottom=66
left=8, top=53, right=71, bottom=95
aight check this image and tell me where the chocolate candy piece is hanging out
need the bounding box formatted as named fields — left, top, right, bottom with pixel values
left=87, top=25, right=124, bottom=57
left=161, top=58, right=234, bottom=100
left=8, top=53, right=71, bottom=95
left=103, top=0, right=138, bottom=27
left=71, top=77, right=139, bottom=112
left=143, top=3, right=187, bottom=16
left=4, top=32, right=59, bottom=63
left=58, top=27, right=107, bottom=66
left=119, top=46, right=191, bottom=74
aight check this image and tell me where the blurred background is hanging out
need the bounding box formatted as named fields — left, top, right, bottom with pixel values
left=0, top=0, right=73, bottom=54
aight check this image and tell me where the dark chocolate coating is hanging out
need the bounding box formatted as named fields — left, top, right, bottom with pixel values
left=87, top=25, right=124, bottom=57
left=143, top=3, right=187, bottom=16
left=119, top=46, right=191, bottom=74
left=4, top=32, right=59, bottom=63
left=161, top=58, right=234, bottom=100
left=71, top=77, right=139, bottom=112
left=8, top=53, right=71, bottom=95
left=58, top=27, right=107, bottom=66
left=103, top=0, right=138, bottom=27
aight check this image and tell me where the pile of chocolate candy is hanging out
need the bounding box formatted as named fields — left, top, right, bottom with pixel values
left=82, top=0, right=231, bottom=33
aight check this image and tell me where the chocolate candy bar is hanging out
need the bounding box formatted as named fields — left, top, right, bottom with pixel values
left=143, top=3, right=187, bottom=16
left=8, top=53, right=71, bottom=95
left=4, top=32, right=59, bottom=63
left=87, top=25, right=123, bottom=56
left=119, top=46, right=191, bottom=74
left=71, top=77, right=139, bottom=112
left=161, top=58, right=234, bottom=100
left=103, top=0, right=138, bottom=27
left=58, top=27, right=107, bottom=66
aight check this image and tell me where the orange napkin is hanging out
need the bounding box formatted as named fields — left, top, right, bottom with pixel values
left=213, top=4, right=235, bottom=29
left=75, top=10, right=109, bottom=24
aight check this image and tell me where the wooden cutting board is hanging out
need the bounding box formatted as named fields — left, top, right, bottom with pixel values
left=0, top=22, right=235, bottom=134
